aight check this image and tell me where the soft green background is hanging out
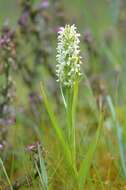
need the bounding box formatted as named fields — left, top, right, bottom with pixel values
left=0, top=0, right=117, bottom=31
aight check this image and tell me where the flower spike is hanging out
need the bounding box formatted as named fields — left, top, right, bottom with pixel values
left=56, top=24, right=82, bottom=87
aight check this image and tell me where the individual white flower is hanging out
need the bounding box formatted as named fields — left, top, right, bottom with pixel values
left=56, top=24, right=82, bottom=87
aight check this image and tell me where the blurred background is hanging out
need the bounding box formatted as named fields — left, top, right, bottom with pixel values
left=1, top=0, right=126, bottom=189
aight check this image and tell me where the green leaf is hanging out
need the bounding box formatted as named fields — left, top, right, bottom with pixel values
left=110, top=0, right=120, bottom=26
left=0, top=158, right=13, bottom=190
left=107, top=96, right=126, bottom=178
left=78, top=124, right=101, bottom=190
left=35, top=145, right=48, bottom=190
left=40, top=83, right=78, bottom=178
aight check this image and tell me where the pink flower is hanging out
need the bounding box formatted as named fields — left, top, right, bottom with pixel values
left=39, top=0, right=50, bottom=9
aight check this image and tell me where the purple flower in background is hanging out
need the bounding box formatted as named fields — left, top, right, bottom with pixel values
left=26, top=141, right=40, bottom=152
left=5, top=117, right=16, bottom=125
left=0, top=37, right=5, bottom=47
left=29, top=92, right=42, bottom=104
left=0, top=35, right=10, bottom=47
left=52, top=26, right=62, bottom=34
left=39, top=0, right=50, bottom=9
left=0, top=144, right=3, bottom=151
left=83, top=29, right=93, bottom=44
left=0, top=117, right=16, bottom=126
left=0, top=27, right=15, bottom=48
left=18, top=11, right=29, bottom=27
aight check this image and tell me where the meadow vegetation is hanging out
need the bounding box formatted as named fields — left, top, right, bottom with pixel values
left=0, top=0, right=126, bottom=189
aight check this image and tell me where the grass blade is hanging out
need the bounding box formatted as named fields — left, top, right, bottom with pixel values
left=40, top=83, right=77, bottom=177
left=107, top=95, right=126, bottom=178
left=110, top=0, right=120, bottom=26
left=35, top=145, right=48, bottom=190
left=0, top=158, right=13, bottom=190
left=78, top=122, right=101, bottom=190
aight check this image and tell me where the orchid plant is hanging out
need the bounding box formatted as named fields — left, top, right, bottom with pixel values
left=41, top=24, right=100, bottom=190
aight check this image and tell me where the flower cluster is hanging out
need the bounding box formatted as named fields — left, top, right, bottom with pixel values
left=56, top=24, right=82, bottom=87
left=0, top=26, right=16, bottom=122
left=0, top=26, right=16, bottom=146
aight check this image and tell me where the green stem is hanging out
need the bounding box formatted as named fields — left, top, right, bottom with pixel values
left=60, top=84, right=67, bottom=109
left=66, top=82, right=78, bottom=168
left=66, top=88, right=72, bottom=146
left=72, top=82, right=78, bottom=165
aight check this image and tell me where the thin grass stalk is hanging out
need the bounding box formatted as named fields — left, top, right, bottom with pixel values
left=107, top=96, right=126, bottom=178
left=0, top=158, right=13, bottom=190
left=40, top=83, right=78, bottom=179
left=78, top=102, right=102, bottom=190
left=66, top=88, right=72, bottom=146
left=35, top=145, right=48, bottom=190
left=71, top=81, right=78, bottom=166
